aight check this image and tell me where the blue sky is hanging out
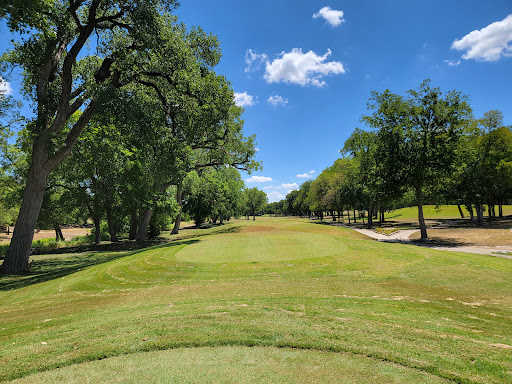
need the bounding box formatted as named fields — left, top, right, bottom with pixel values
left=176, top=0, right=512, bottom=202
left=1, top=1, right=512, bottom=202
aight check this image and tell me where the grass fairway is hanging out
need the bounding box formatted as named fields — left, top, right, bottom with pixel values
left=1, top=217, right=511, bottom=383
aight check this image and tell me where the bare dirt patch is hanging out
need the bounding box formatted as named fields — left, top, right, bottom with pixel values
left=410, top=227, right=512, bottom=247
left=0, top=227, right=90, bottom=245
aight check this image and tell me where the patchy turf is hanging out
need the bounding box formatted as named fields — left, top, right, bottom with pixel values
left=1, top=217, right=511, bottom=383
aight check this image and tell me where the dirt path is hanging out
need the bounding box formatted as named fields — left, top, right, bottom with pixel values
left=351, top=228, right=512, bottom=259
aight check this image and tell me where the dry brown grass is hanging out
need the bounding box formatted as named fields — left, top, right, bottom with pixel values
left=0, top=227, right=90, bottom=245
left=410, top=227, right=512, bottom=247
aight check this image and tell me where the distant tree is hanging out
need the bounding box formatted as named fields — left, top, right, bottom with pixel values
left=362, top=80, right=472, bottom=239
left=244, top=188, right=267, bottom=220
left=294, top=180, right=313, bottom=217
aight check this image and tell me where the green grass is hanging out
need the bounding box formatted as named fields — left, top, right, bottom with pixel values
left=386, top=205, right=512, bottom=222
left=10, top=346, right=448, bottom=384
left=1, top=217, right=511, bottom=383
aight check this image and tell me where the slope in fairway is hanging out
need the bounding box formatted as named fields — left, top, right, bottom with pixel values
left=1, top=217, right=511, bottom=384
left=175, top=225, right=348, bottom=263
left=11, top=346, right=449, bottom=384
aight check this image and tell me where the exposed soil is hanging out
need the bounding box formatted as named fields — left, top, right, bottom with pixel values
left=0, top=227, right=90, bottom=245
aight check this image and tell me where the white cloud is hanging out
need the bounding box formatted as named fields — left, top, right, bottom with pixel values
left=452, top=14, right=512, bottom=61
left=0, top=78, right=12, bottom=95
left=297, top=170, right=315, bottom=178
left=246, top=176, right=272, bottom=183
left=245, top=49, right=268, bottom=72
left=264, top=48, right=345, bottom=87
left=313, top=6, right=345, bottom=27
left=234, top=91, right=255, bottom=107
left=267, top=191, right=285, bottom=203
left=276, top=183, right=298, bottom=190
left=255, top=147, right=260, bottom=152
left=444, top=59, right=461, bottom=66
left=267, top=94, right=288, bottom=107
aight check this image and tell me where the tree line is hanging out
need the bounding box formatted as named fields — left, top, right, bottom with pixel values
left=271, top=81, right=512, bottom=239
left=0, top=0, right=268, bottom=274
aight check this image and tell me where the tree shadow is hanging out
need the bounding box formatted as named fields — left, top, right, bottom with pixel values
left=0, top=238, right=201, bottom=291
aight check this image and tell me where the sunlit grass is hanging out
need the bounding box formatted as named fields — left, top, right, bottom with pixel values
left=1, top=217, right=511, bottom=383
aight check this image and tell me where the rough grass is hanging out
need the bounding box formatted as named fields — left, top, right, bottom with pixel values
left=1, top=217, right=511, bottom=383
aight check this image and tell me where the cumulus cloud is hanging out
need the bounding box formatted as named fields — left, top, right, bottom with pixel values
left=246, top=176, right=272, bottom=183
left=267, top=94, right=288, bottom=107
left=444, top=59, right=461, bottom=66
left=245, top=49, right=268, bottom=72
left=255, top=147, right=260, bottom=152
left=451, top=14, right=512, bottom=61
left=313, top=6, right=345, bottom=27
left=264, top=48, right=345, bottom=87
left=267, top=191, right=285, bottom=203
left=234, top=91, right=256, bottom=107
left=0, top=78, right=12, bottom=95
left=296, top=170, right=315, bottom=178
left=277, top=183, right=298, bottom=190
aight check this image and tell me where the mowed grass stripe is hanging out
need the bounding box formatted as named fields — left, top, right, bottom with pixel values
left=0, top=217, right=511, bottom=383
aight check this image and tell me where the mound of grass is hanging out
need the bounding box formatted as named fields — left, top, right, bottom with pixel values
left=1, top=217, right=511, bottom=383
left=10, top=346, right=448, bottom=384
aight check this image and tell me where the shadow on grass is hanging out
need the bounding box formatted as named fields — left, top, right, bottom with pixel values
left=0, top=226, right=242, bottom=292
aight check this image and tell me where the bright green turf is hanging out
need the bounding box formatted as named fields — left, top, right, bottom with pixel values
left=175, top=227, right=348, bottom=263
left=1, top=216, right=511, bottom=383
left=386, top=204, right=512, bottom=221
left=10, top=346, right=449, bottom=384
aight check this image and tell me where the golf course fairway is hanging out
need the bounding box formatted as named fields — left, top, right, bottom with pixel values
left=1, top=217, right=511, bottom=383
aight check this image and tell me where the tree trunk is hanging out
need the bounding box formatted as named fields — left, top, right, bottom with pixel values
left=367, top=207, right=373, bottom=229
left=129, top=207, right=138, bottom=240
left=353, top=209, right=356, bottom=223
left=0, top=160, right=49, bottom=274
left=466, top=204, right=474, bottom=223
left=457, top=204, right=465, bottom=219
left=499, top=204, right=503, bottom=218
left=105, top=203, right=118, bottom=242
left=253, top=210, right=256, bottom=221
left=54, top=222, right=65, bottom=242
left=171, top=188, right=182, bottom=235
left=135, top=209, right=154, bottom=241
left=93, top=216, right=101, bottom=245
left=475, top=204, right=484, bottom=226
left=415, top=186, right=428, bottom=240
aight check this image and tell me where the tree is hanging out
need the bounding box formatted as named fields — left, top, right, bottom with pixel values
left=362, top=80, right=471, bottom=239
left=0, top=0, right=182, bottom=273
left=244, top=188, right=267, bottom=220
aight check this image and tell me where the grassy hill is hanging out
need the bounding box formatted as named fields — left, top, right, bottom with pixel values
left=1, top=217, right=511, bottom=383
